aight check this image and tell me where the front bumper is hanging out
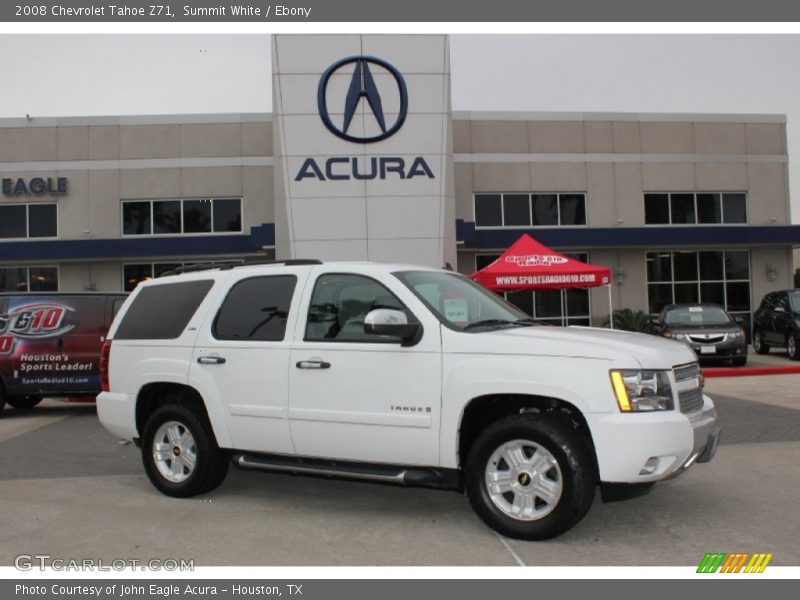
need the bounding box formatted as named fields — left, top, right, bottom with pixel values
left=687, top=339, right=747, bottom=360
left=589, top=393, right=720, bottom=483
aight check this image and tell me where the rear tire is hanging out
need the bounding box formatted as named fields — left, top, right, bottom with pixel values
left=7, top=396, right=43, bottom=409
left=753, top=330, right=770, bottom=355
left=465, top=413, right=596, bottom=540
left=788, top=335, right=800, bottom=361
left=141, top=401, right=228, bottom=498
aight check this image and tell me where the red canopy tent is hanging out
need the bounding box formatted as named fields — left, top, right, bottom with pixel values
left=470, top=234, right=616, bottom=327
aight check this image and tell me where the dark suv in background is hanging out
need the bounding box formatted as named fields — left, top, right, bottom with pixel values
left=653, top=303, right=748, bottom=366
left=753, top=289, right=800, bottom=360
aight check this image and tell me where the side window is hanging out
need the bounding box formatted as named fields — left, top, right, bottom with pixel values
left=115, top=280, right=213, bottom=340
left=775, top=294, right=790, bottom=312
left=305, top=274, right=408, bottom=342
left=213, top=275, right=297, bottom=342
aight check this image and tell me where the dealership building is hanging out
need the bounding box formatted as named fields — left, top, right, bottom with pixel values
left=1, top=34, right=798, bottom=329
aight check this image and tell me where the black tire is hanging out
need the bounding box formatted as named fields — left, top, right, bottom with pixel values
left=141, top=401, right=228, bottom=498
left=0, top=389, right=6, bottom=416
left=788, top=334, right=800, bottom=361
left=753, top=330, right=770, bottom=355
left=7, top=396, right=43, bottom=409
left=732, top=356, right=747, bottom=367
left=465, top=413, right=596, bottom=540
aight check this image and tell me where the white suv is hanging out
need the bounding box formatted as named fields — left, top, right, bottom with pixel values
left=97, top=260, right=719, bottom=540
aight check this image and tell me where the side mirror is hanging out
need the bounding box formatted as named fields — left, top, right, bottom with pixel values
left=364, top=309, right=421, bottom=345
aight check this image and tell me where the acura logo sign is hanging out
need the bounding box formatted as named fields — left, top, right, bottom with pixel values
left=317, top=55, right=408, bottom=143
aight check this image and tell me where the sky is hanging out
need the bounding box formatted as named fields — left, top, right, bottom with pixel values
left=0, top=34, right=798, bottom=221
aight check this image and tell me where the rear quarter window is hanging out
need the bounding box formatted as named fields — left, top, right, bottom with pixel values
left=212, top=275, right=297, bottom=342
left=114, top=280, right=214, bottom=340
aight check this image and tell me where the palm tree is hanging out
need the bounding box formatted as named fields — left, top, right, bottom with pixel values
left=605, top=308, right=654, bottom=334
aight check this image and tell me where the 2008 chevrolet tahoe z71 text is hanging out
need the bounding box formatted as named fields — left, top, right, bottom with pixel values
left=97, top=260, right=720, bottom=540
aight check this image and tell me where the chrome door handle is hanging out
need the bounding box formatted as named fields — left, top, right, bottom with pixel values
left=198, top=355, right=226, bottom=365
left=296, top=360, right=331, bottom=370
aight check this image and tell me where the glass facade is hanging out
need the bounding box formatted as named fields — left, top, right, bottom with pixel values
left=474, top=193, right=587, bottom=227
left=646, top=250, right=752, bottom=327
left=644, top=193, right=747, bottom=225
left=0, top=266, right=58, bottom=292
left=122, top=198, right=242, bottom=236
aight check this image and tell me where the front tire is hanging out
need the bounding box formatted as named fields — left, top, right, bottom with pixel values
left=753, top=330, right=770, bottom=354
left=7, top=396, right=43, bottom=409
left=465, top=413, right=596, bottom=540
left=141, top=402, right=228, bottom=498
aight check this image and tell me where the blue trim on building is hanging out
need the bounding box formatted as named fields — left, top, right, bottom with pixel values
left=0, top=224, right=275, bottom=261
left=456, top=220, right=800, bottom=249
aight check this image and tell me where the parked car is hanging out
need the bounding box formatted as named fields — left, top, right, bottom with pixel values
left=652, top=303, right=748, bottom=366
left=0, top=292, right=127, bottom=414
left=97, top=260, right=719, bottom=540
left=753, top=289, right=800, bottom=360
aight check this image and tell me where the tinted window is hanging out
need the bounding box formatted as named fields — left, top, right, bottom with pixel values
left=644, top=194, right=669, bottom=224
left=503, top=194, right=530, bottom=226
left=153, top=201, right=181, bottom=234
left=532, top=194, right=558, bottom=225
left=28, top=204, right=58, bottom=237
left=673, top=252, right=698, bottom=281
left=0, top=267, right=28, bottom=292
left=122, top=202, right=151, bottom=235
left=115, top=280, right=213, bottom=340
left=123, top=264, right=153, bottom=292
left=475, top=254, right=501, bottom=271
left=305, top=274, right=407, bottom=342
left=28, top=267, right=58, bottom=291
left=213, top=276, right=296, bottom=342
left=725, top=251, right=749, bottom=280
left=699, top=251, right=724, bottom=280
left=723, top=193, right=747, bottom=223
left=696, top=193, right=721, bottom=224
left=183, top=200, right=212, bottom=233
left=670, top=194, right=696, bottom=224
left=0, top=205, right=27, bottom=238
left=213, top=199, right=242, bottom=232
left=474, top=194, right=502, bottom=226
left=559, top=194, right=586, bottom=225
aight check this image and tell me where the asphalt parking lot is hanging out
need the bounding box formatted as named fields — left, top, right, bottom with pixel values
left=1, top=372, right=799, bottom=567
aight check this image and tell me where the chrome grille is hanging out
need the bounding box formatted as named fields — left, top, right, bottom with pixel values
left=679, top=387, right=704, bottom=414
left=673, top=362, right=700, bottom=383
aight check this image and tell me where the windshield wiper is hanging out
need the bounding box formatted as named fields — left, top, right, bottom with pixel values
left=463, top=319, right=517, bottom=331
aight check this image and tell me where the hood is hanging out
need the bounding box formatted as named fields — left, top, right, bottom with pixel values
left=663, top=323, right=739, bottom=333
left=444, top=324, right=696, bottom=369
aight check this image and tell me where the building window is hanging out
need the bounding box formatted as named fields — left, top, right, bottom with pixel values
left=0, top=266, right=59, bottom=292
left=123, top=260, right=243, bottom=292
left=474, top=193, right=587, bottom=228
left=0, top=203, right=57, bottom=239
left=474, top=252, right=592, bottom=326
left=646, top=250, right=752, bottom=326
left=644, top=193, right=747, bottom=225
left=121, top=198, right=242, bottom=236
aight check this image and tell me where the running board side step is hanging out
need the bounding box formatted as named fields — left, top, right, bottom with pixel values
left=233, top=452, right=460, bottom=490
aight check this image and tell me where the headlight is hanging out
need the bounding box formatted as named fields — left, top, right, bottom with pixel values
left=610, top=369, right=674, bottom=412
left=729, top=329, right=744, bottom=339
left=662, top=332, right=685, bottom=340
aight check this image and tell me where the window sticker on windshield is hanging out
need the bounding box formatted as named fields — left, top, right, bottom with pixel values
left=443, top=298, right=469, bottom=322
left=689, top=306, right=704, bottom=312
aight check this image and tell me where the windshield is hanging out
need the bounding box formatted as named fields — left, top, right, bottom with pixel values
left=791, top=292, right=800, bottom=313
left=664, top=306, right=732, bottom=326
left=394, top=270, right=532, bottom=331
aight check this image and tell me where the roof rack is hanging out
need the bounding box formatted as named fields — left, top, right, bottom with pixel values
left=158, top=259, right=323, bottom=278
